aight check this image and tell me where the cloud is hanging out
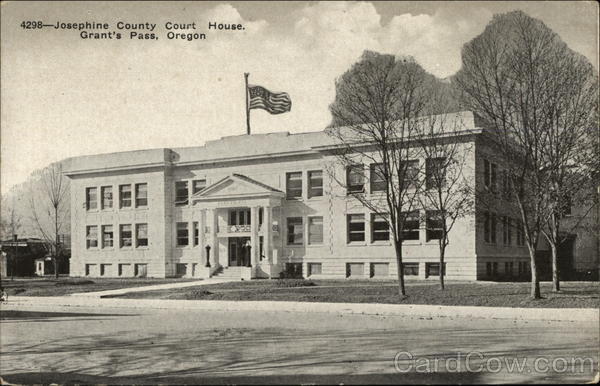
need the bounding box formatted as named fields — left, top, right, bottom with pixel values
left=1, top=1, right=596, bottom=194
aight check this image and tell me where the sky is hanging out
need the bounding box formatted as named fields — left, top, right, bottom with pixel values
left=1, top=1, right=598, bottom=194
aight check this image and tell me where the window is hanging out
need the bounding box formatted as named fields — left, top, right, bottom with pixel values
left=229, top=209, right=250, bottom=226
left=176, top=222, right=189, bottom=247
left=490, top=213, right=497, bottom=243
left=176, top=263, right=187, bottom=277
left=193, top=222, right=199, bottom=246
left=403, top=263, right=419, bottom=276
left=307, top=263, right=322, bottom=276
left=425, top=157, right=446, bottom=190
left=502, top=171, right=511, bottom=199
left=370, top=163, right=386, bottom=192
left=136, top=223, right=148, bottom=247
left=85, top=264, right=96, bottom=276
left=120, top=224, right=132, bottom=248
left=518, top=261, right=529, bottom=276
left=100, top=264, right=111, bottom=276
left=101, top=186, right=113, bottom=209
left=484, top=159, right=497, bottom=192
left=134, top=264, right=147, bottom=278
left=86, top=187, right=97, bottom=210
left=102, top=225, right=113, bottom=248
left=135, top=183, right=148, bottom=207
left=86, top=225, right=98, bottom=248
left=287, top=217, right=303, bottom=245
left=371, top=213, right=390, bottom=241
left=370, top=263, right=389, bottom=277
left=426, top=210, right=444, bottom=241
left=286, top=172, right=303, bottom=199
left=346, top=263, right=364, bottom=277
left=516, top=220, right=525, bottom=246
left=347, top=214, right=365, bottom=242
left=400, top=160, right=420, bottom=189
left=401, top=211, right=420, bottom=241
left=484, top=212, right=497, bottom=243
left=192, top=179, right=206, bottom=195
left=346, top=165, right=365, bottom=194
left=308, top=216, right=323, bottom=245
left=119, top=184, right=132, bottom=208
left=308, top=170, right=323, bottom=198
left=175, top=181, right=189, bottom=206
left=502, top=216, right=512, bottom=245
left=118, top=264, right=131, bottom=277
left=425, top=262, right=445, bottom=278
left=504, top=262, right=514, bottom=277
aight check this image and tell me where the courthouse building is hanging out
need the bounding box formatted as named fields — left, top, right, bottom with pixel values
left=64, top=111, right=595, bottom=280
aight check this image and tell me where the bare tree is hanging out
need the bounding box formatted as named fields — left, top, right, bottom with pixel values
left=0, top=198, right=22, bottom=279
left=0, top=198, right=22, bottom=240
left=326, top=52, right=441, bottom=296
left=29, top=162, right=69, bottom=278
left=455, top=10, right=598, bottom=299
left=538, top=51, right=599, bottom=292
left=415, top=108, right=475, bottom=290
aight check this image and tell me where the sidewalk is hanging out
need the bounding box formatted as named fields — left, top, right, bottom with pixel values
left=69, top=278, right=239, bottom=298
left=3, top=295, right=598, bottom=322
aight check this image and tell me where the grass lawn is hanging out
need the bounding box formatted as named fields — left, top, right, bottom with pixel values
left=0, top=277, right=197, bottom=297
left=111, top=279, right=599, bottom=308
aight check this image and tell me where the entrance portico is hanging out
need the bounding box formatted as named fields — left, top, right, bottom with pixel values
left=190, top=174, right=284, bottom=279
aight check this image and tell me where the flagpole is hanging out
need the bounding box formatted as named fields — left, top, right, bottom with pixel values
left=244, top=72, right=250, bottom=135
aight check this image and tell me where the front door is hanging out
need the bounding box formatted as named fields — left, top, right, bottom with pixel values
left=229, top=237, right=250, bottom=266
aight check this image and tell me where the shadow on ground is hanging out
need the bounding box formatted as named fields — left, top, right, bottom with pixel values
left=1, top=371, right=484, bottom=384
left=0, top=310, right=133, bottom=322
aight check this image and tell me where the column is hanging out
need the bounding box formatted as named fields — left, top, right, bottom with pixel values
left=209, top=208, right=218, bottom=267
left=264, top=205, right=272, bottom=263
left=250, top=206, right=259, bottom=267
left=199, top=209, right=206, bottom=264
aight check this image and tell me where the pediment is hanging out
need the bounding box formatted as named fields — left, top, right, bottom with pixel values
left=191, top=174, right=284, bottom=201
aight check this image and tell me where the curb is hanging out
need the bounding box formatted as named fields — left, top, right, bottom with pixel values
left=3, top=296, right=598, bottom=322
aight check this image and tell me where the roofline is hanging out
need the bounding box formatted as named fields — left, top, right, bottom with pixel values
left=173, top=149, right=320, bottom=168
left=312, top=128, right=484, bottom=151
left=64, top=161, right=171, bottom=177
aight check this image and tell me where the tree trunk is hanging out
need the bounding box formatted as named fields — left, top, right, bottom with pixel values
left=394, top=239, right=406, bottom=297
left=550, top=243, right=560, bottom=292
left=54, top=205, right=59, bottom=279
left=439, top=243, right=446, bottom=290
left=550, top=214, right=560, bottom=292
left=528, top=247, right=541, bottom=299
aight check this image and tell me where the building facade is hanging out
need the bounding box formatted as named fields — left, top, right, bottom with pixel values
left=65, top=111, right=594, bottom=281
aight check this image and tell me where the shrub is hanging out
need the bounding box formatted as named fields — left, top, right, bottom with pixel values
left=279, top=270, right=303, bottom=279
left=183, top=289, right=213, bottom=299
left=276, top=279, right=316, bottom=288
left=55, top=279, right=94, bottom=286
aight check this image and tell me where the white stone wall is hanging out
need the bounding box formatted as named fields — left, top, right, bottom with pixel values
left=66, top=120, right=546, bottom=280
left=69, top=167, right=168, bottom=278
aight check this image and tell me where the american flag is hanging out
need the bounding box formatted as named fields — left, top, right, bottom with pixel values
left=248, top=85, right=291, bottom=114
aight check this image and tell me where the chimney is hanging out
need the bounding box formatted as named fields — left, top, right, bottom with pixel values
left=12, top=234, right=18, bottom=242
